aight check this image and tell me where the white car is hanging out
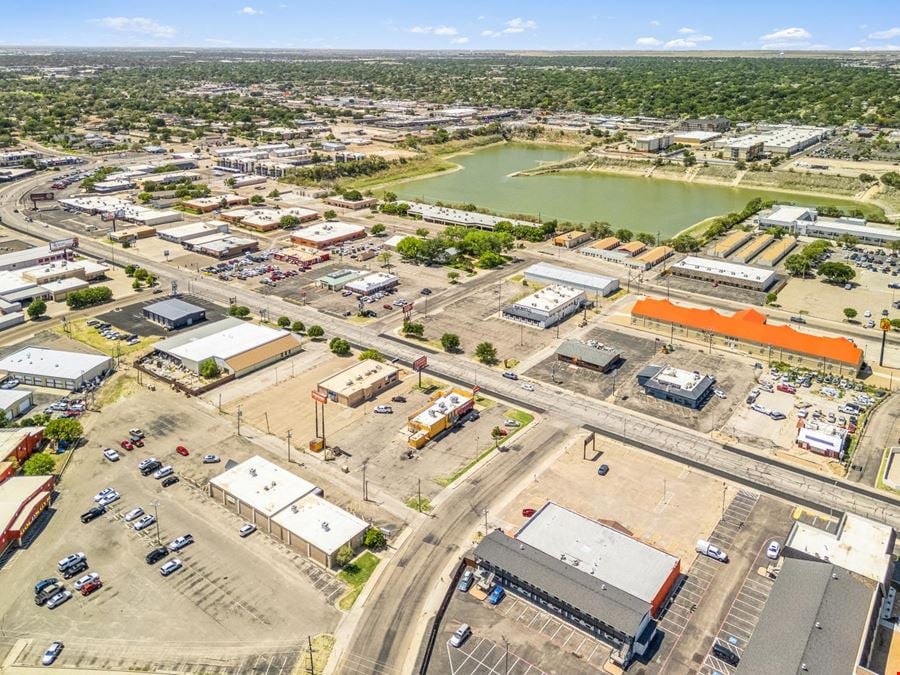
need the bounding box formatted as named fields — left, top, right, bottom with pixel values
left=103, top=448, right=120, bottom=462
left=129, top=428, right=145, bottom=438
left=373, top=405, right=393, bottom=414
left=202, top=454, right=221, bottom=464
left=124, top=507, right=144, bottom=522
left=751, top=403, right=768, bottom=414
left=160, top=559, right=182, bottom=576
left=168, top=534, right=194, bottom=552
left=93, top=487, right=115, bottom=502
left=239, top=523, right=257, bottom=537
left=133, top=514, right=156, bottom=532
left=713, top=389, right=727, bottom=399
left=864, top=310, right=872, bottom=317
left=520, top=383, right=535, bottom=392
left=46, top=590, right=72, bottom=609
left=153, top=465, right=174, bottom=480
left=767, top=541, right=781, bottom=560
left=503, top=418, right=521, bottom=428
left=97, top=490, right=120, bottom=507
left=73, top=572, right=100, bottom=591
left=41, top=641, right=64, bottom=666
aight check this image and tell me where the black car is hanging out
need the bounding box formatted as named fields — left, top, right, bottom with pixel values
left=161, top=476, right=179, bottom=488
left=391, top=396, right=407, bottom=403
left=145, top=546, right=169, bottom=565
left=62, top=559, right=88, bottom=580
left=711, top=643, right=740, bottom=666
left=420, top=287, right=432, bottom=295
left=140, top=460, right=162, bottom=476
left=80, top=505, right=106, bottom=524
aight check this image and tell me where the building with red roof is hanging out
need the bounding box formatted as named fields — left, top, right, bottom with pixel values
left=631, top=298, right=863, bottom=374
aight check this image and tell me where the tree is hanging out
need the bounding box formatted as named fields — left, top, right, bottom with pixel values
left=415, top=227, right=430, bottom=238
left=382, top=191, right=397, bottom=203
left=859, top=173, right=877, bottom=184
left=402, top=321, right=425, bottom=337
left=335, top=544, right=354, bottom=568
left=291, top=320, right=305, bottom=333
left=268, top=188, right=281, bottom=198
left=199, top=358, right=221, bottom=379
left=477, top=251, right=505, bottom=269
left=364, top=527, right=386, bottom=550
left=26, top=298, right=46, bottom=319
left=635, top=232, right=657, bottom=245
left=475, top=341, right=497, bottom=364
left=45, top=418, right=83, bottom=443
left=766, top=292, right=778, bottom=305
left=279, top=215, right=300, bottom=229
left=817, top=262, right=855, bottom=284
left=124, top=264, right=137, bottom=277
left=614, top=228, right=634, bottom=243
left=132, top=279, right=142, bottom=290
left=277, top=316, right=291, bottom=328
left=441, top=333, right=461, bottom=352
left=23, top=453, right=55, bottom=476
left=843, top=308, right=858, bottom=321
left=670, top=233, right=700, bottom=253
left=891, top=319, right=900, bottom=331
left=249, top=195, right=264, bottom=205
left=784, top=254, right=812, bottom=277
left=323, top=209, right=337, bottom=220
left=358, top=349, right=384, bottom=361
left=228, top=305, right=251, bottom=318
left=370, top=223, right=386, bottom=236
left=491, top=426, right=505, bottom=447
left=447, top=271, right=460, bottom=284
left=837, top=234, right=860, bottom=248
left=329, top=337, right=351, bottom=356
left=307, top=324, right=325, bottom=338
left=379, top=250, right=393, bottom=269
left=66, top=286, right=112, bottom=309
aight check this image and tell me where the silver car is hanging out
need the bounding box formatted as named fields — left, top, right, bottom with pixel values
left=133, top=515, right=156, bottom=532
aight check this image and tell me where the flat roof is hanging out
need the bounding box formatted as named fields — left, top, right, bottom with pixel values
left=143, top=298, right=205, bottom=322
left=407, top=202, right=540, bottom=229
left=797, top=426, right=845, bottom=454
left=733, top=234, right=774, bottom=259
left=316, top=268, right=364, bottom=284
left=757, top=236, right=797, bottom=263
left=524, top=263, right=618, bottom=293
left=41, top=277, right=88, bottom=292
left=803, top=219, right=900, bottom=240
left=0, top=389, right=31, bottom=409
left=673, top=256, right=776, bottom=285
left=210, top=455, right=318, bottom=518
left=318, top=361, right=399, bottom=397
left=0, top=427, right=42, bottom=461
left=271, top=494, right=367, bottom=555
left=591, top=236, right=620, bottom=250
left=1, top=475, right=52, bottom=533
left=157, top=221, right=227, bottom=237
left=786, top=513, right=893, bottom=583
left=516, top=502, right=679, bottom=604
left=512, top=285, right=584, bottom=313
left=710, top=230, right=752, bottom=256
left=673, top=130, right=721, bottom=142
left=292, top=221, right=364, bottom=242
left=556, top=340, right=621, bottom=368
left=411, top=390, right=472, bottom=427
left=0, top=347, right=112, bottom=381
left=762, top=205, right=817, bottom=223
left=0, top=246, right=60, bottom=268
left=345, top=272, right=398, bottom=292
left=648, top=365, right=710, bottom=393
left=154, top=317, right=295, bottom=364
left=637, top=245, right=673, bottom=264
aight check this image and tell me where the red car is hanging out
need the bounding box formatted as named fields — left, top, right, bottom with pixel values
left=80, top=579, right=102, bottom=596
left=175, top=446, right=189, bottom=457
left=776, top=383, right=796, bottom=394
left=120, top=440, right=134, bottom=451
left=522, top=508, right=536, bottom=518
left=383, top=304, right=394, bottom=310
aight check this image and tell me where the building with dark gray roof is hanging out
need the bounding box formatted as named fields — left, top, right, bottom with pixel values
left=736, top=558, right=879, bottom=675
left=142, top=298, right=207, bottom=330
left=636, top=364, right=715, bottom=409
left=555, top=340, right=622, bottom=373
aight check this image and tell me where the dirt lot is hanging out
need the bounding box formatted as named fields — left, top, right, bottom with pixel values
left=0, top=385, right=344, bottom=673
left=205, top=346, right=532, bottom=503
left=526, top=326, right=757, bottom=433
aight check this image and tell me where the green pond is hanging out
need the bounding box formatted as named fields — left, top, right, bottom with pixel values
left=393, top=144, right=874, bottom=238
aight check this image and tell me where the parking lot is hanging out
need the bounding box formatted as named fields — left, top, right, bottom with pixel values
left=94, top=294, right=230, bottom=338
left=0, top=384, right=343, bottom=672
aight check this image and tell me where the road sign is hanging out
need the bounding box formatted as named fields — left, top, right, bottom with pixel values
left=29, top=192, right=54, bottom=202
left=881, top=318, right=892, bottom=332
left=311, top=390, right=328, bottom=404
left=413, top=355, right=428, bottom=371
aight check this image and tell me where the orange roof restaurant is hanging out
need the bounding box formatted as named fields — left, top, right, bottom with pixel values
left=631, top=298, right=864, bottom=375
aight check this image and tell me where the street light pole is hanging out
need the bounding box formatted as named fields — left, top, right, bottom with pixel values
left=151, top=499, right=161, bottom=546
left=287, top=429, right=292, bottom=463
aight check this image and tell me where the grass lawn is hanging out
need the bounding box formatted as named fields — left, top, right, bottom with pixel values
left=338, top=551, right=380, bottom=610
left=293, top=634, right=334, bottom=675
left=55, top=318, right=159, bottom=358
left=94, top=372, right=140, bottom=408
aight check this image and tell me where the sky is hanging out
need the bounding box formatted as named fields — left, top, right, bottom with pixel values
left=1, top=0, right=898, bottom=52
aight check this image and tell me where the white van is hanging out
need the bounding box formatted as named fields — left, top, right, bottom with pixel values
left=153, top=465, right=174, bottom=480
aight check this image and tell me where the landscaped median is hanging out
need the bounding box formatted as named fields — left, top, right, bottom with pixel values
left=337, top=551, right=380, bottom=611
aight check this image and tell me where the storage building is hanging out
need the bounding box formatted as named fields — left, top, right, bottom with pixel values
left=0, top=389, right=33, bottom=420
left=732, top=234, right=774, bottom=264
left=523, top=263, right=619, bottom=297
left=756, top=236, right=797, bottom=268
left=553, top=231, right=592, bottom=249
left=317, top=361, right=400, bottom=406
left=709, top=231, right=753, bottom=259
left=407, top=203, right=541, bottom=232
left=0, top=347, right=113, bottom=389
left=501, top=285, right=585, bottom=329
left=142, top=298, right=207, bottom=330
left=290, top=221, right=366, bottom=249
left=670, top=256, right=777, bottom=292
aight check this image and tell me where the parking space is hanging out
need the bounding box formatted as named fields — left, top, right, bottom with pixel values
left=446, top=636, right=547, bottom=675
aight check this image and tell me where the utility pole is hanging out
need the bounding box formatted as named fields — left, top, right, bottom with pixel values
left=307, top=635, right=315, bottom=675
left=237, top=406, right=243, bottom=436
left=417, top=478, right=422, bottom=513
left=362, top=463, right=368, bottom=502
left=483, top=508, right=488, bottom=536
left=504, top=637, right=509, bottom=674
left=151, top=500, right=161, bottom=546
left=722, top=483, right=727, bottom=519
left=264, top=411, right=270, bottom=434
left=287, top=429, right=292, bottom=463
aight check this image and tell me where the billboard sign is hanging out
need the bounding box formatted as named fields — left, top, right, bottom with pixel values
left=29, top=192, right=54, bottom=202
left=311, top=390, right=328, bottom=404
left=49, top=237, right=78, bottom=251
left=413, top=355, right=428, bottom=371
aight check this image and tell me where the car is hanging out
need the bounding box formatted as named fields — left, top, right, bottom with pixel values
left=175, top=445, right=189, bottom=457
left=41, top=641, right=64, bottom=666
left=457, top=569, right=475, bottom=592
left=57, top=552, right=86, bottom=572
left=522, top=507, right=536, bottom=518
left=153, top=465, right=174, bottom=480
left=767, top=541, right=781, bottom=560
left=449, top=624, right=471, bottom=648
left=120, top=440, right=133, bottom=451
left=80, top=579, right=102, bottom=596
left=202, top=454, right=221, bottom=464
left=93, top=487, right=115, bottom=503
left=80, top=505, right=106, bottom=524
left=145, top=546, right=169, bottom=565
left=97, top=490, right=120, bottom=507
left=864, top=310, right=872, bottom=317
left=34, top=578, right=58, bottom=595
left=883, top=309, right=890, bottom=316
left=133, top=514, right=156, bottom=531
left=138, top=457, right=158, bottom=470
left=503, top=418, right=521, bottom=427
left=789, top=316, right=807, bottom=324
left=129, top=428, right=145, bottom=438
left=383, top=304, right=393, bottom=310
left=712, top=643, right=740, bottom=666
left=520, top=383, right=535, bottom=391
left=35, top=584, right=65, bottom=606
left=168, top=534, right=194, bottom=551
left=751, top=403, right=767, bottom=414
left=769, top=411, right=786, bottom=420
left=124, top=507, right=144, bottom=522
left=502, top=371, right=518, bottom=381
left=132, top=438, right=144, bottom=447
left=46, top=590, right=72, bottom=609
left=391, top=396, right=407, bottom=403
left=420, top=287, right=432, bottom=296
left=103, top=448, right=120, bottom=462
left=62, top=559, right=89, bottom=580
left=140, top=460, right=162, bottom=476
left=866, top=319, right=876, bottom=328
left=597, top=464, right=610, bottom=476
left=373, top=405, right=393, bottom=414
left=488, top=586, right=506, bottom=605
left=713, top=389, right=726, bottom=399
left=73, top=572, right=99, bottom=591
left=239, top=523, right=257, bottom=537
left=161, top=476, right=180, bottom=488
left=160, top=558, right=183, bottom=577
left=844, top=283, right=853, bottom=290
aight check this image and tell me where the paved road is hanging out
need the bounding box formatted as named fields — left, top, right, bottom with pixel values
left=851, top=393, right=900, bottom=485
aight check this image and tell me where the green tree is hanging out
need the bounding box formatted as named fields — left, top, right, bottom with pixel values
left=330, top=338, right=351, bottom=356
left=291, top=320, right=305, bottom=333
left=447, top=271, right=460, bottom=284
left=228, top=305, right=251, bottom=318
left=614, top=228, right=634, bottom=243
left=670, top=233, right=701, bottom=253
left=23, top=453, right=55, bottom=476
left=843, top=307, right=858, bottom=321
left=279, top=215, right=300, bottom=229
left=476, top=251, right=505, bottom=269
left=323, top=209, right=337, bottom=220
left=45, top=418, right=83, bottom=443
left=277, top=316, right=291, bottom=328
left=379, top=250, right=394, bottom=269
left=307, top=324, right=325, bottom=338
left=26, top=298, right=47, bottom=319
left=817, top=262, right=856, bottom=284
left=635, top=232, right=657, bottom=246
left=402, top=321, right=425, bottom=337
left=124, top=264, right=137, bottom=277
left=335, top=544, right=354, bottom=568
left=364, top=527, right=386, bottom=550
left=491, top=426, right=505, bottom=447
left=268, top=188, right=281, bottom=198
left=440, top=333, right=461, bottom=352
left=358, top=349, right=383, bottom=361
left=766, top=292, right=778, bottom=305
left=859, top=173, right=877, bottom=184
left=475, top=341, right=497, bottom=364
left=249, top=195, right=264, bottom=205
left=382, top=191, right=397, bottom=203
left=891, top=319, right=900, bottom=331
left=415, top=227, right=430, bottom=238
left=784, top=254, right=813, bottom=277
left=66, top=286, right=112, bottom=309
left=370, top=223, right=386, bottom=236
left=199, top=358, right=221, bottom=379
left=837, top=234, right=860, bottom=248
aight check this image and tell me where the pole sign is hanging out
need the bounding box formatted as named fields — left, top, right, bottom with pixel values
left=311, top=390, right=327, bottom=404
left=472, top=385, right=481, bottom=394
left=49, top=237, right=79, bottom=251
left=881, top=318, right=892, bottom=332
left=413, top=355, right=428, bottom=371
left=29, top=192, right=54, bottom=202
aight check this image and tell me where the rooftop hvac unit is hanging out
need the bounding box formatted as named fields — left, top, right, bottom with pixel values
left=291, top=504, right=298, bottom=513
left=322, top=521, right=330, bottom=531
left=249, top=468, right=257, bottom=476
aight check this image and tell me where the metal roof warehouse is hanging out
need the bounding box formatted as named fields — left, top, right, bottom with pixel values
left=0, top=347, right=113, bottom=389
left=523, top=263, right=619, bottom=297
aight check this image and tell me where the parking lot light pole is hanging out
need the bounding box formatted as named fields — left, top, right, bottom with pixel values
left=151, top=500, right=161, bottom=546
left=287, top=429, right=292, bottom=463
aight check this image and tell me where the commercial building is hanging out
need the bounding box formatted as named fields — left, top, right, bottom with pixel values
left=185, top=234, right=259, bottom=259
left=157, top=220, right=229, bottom=244
left=474, top=502, right=680, bottom=667
left=0, top=427, right=44, bottom=478
left=41, top=278, right=88, bottom=302
left=142, top=298, right=207, bottom=330
left=555, top=340, right=622, bottom=373
left=316, top=361, right=400, bottom=406
left=709, top=231, right=753, bottom=259
left=671, top=130, right=721, bottom=145
left=407, top=203, right=542, bottom=232
left=209, top=455, right=366, bottom=568
left=523, top=263, right=619, bottom=297
left=316, top=269, right=366, bottom=291
left=580, top=240, right=647, bottom=265
left=631, top=298, right=864, bottom=373
left=323, top=195, right=378, bottom=210
left=636, top=364, right=716, bottom=409
left=501, top=285, right=585, bottom=329
left=553, top=231, right=592, bottom=248
left=0, top=475, right=55, bottom=554
left=221, top=206, right=318, bottom=232
left=0, top=150, right=41, bottom=167
left=796, top=425, right=847, bottom=459
left=756, top=125, right=832, bottom=156
left=783, top=214, right=900, bottom=246
left=0, top=347, right=113, bottom=389
left=181, top=194, right=248, bottom=213
left=407, top=388, right=475, bottom=448
left=634, top=134, right=673, bottom=152
left=756, top=236, right=797, bottom=267
left=720, top=136, right=764, bottom=161
left=0, top=389, right=31, bottom=423
left=0, top=245, right=73, bottom=272
left=345, top=272, right=399, bottom=296
left=629, top=245, right=674, bottom=271
left=586, top=236, right=620, bottom=252
left=290, top=221, right=366, bottom=249
left=732, top=234, right=774, bottom=264
left=758, top=205, right=817, bottom=230
left=680, top=116, right=730, bottom=133
left=271, top=247, right=330, bottom=267
left=670, top=256, right=777, bottom=292
left=153, top=317, right=301, bottom=377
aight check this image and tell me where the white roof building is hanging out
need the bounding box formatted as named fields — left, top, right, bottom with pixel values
left=0, top=347, right=113, bottom=389
left=407, top=202, right=541, bottom=231
left=271, top=495, right=367, bottom=556
left=523, top=262, right=619, bottom=297
left=345, top=272, right=399, bottom=295
left=671, top=256, right=777, bottom=289
left=210, top=455, right=318, bottom=517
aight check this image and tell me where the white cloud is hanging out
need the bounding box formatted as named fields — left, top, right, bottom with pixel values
left=851, top=43, right=900, bottom=51
left=481, top=17, right=538, bottom=38
left=88, top=16, right=176, bottom=39
left=434, top=25, right=458, bottom=36
left=760, top=27, right=811, bottom=43
left=691, top=34, right=713, bottom=42
left=665, top=38, right=699, bottom=49
left=408, top=25, right=459, bottom=37
left=451, top=36, right=470, bottom=45
left=635, top=37, right=663, bottom=47
left=649, top=20, right=661, bottom=26
left=409, top=26, right=429, bottom=34
left=239, top=6, right=262, bottom=15
left=204, top=38, right=233, bottom=45
left=678, top=27, right=697, bottom=34
left=477, top=15, right=485, bottom=21
left=869, top=27, right=900, bottom=40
